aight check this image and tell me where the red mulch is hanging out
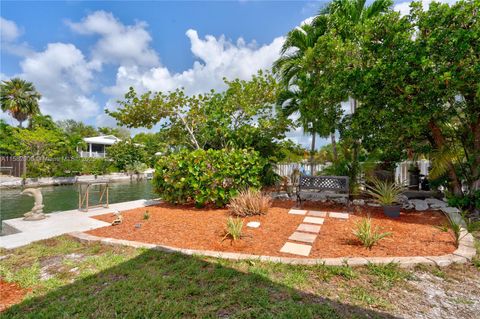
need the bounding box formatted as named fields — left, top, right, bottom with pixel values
left=0, top=280, right=28, bottom=312
left=87, top=200, right=456, bottom=258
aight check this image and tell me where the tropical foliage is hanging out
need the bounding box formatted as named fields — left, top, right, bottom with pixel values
left=108, top=71, right=292, bottom=161
left=153, top=149, right=265, bottom=207
left=0, top=78, right=41, bottom=128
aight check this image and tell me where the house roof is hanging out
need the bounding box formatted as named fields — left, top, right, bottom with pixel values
left=83, top=135, right=121, bottom=145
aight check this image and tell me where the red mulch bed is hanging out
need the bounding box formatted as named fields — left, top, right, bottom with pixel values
left=87, top=200, right=456, bottom=258
left=0, top=280, right=28, bottom=312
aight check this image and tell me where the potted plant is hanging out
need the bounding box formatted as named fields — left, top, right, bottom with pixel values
left=366, top=178, right=404, bottom=218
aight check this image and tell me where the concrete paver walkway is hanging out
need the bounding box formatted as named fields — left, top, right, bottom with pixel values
left=288, top=231, right=317, bottom=243
left=280, top=242, right=312, bottom=256
left=0, top=199, right=160, bottom=249
left=297, top=224, right=321, bottom=233
left=303, top=216, right=325, bottom=225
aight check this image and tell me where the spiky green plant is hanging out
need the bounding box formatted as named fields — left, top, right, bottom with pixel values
left=223, top=217, right=244, bottom=241
left=366, top=178, right=404, bottom=205
left=435, top=212, right=469, bottom=248
left=353, top=217, right=392, bottom=249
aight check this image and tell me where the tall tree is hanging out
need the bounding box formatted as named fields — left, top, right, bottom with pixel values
left=0, top=78, right=41, bottom=128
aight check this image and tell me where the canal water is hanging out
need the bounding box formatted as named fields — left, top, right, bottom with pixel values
left=0, top=180, right=155, bottom=223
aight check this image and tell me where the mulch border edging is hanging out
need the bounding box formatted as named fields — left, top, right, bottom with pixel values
left=69, top=227, right=476, bottom=268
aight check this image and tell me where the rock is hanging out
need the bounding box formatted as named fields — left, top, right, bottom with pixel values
left=352, top=199, right=365, bottom=205
left=246, top=221, right=260, bottom=228
left=410, top=199, right=429, bottom=211
left=272, top=193, right=291, bottom=200
left=402, top=202, right=415, bottom=210
left=397, top=194, right=410, bottom=204
left=367, top=202, right=381, bottom=207
left=441, top=206, right=460, bottom=214
left=425, top=198, right=447, bottom=209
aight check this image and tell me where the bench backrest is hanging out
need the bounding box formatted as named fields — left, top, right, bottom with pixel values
left=298, top=175, right=349, bottom=193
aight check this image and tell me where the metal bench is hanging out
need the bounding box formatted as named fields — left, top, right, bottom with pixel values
left=296, top=175, right=350, bottom=207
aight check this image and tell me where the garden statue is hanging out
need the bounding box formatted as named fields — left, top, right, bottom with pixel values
left=21, top=188, right=46, bottom=221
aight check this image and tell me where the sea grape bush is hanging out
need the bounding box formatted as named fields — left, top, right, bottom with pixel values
left=153, top=149, right=265, bottom=207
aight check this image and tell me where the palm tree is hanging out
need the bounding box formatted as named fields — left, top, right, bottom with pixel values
left=0, top=78, right=41, bottom=128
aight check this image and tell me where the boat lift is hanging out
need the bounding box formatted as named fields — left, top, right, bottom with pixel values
left=78, top=180, right=109, bottom=212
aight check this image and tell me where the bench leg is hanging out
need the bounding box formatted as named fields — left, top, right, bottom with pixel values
left=296, top=193, right=302, bottom=208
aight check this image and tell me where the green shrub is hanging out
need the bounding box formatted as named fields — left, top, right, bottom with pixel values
left=447, top=191, right=480, bottom=213
left=81, top=158, right=115, bottom=175
left=353, top=217, right=392, bottom=249
left=153, top=149, right=265, bottom=207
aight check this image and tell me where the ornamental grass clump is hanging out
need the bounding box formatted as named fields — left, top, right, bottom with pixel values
left=353, top=217, right=392, bottom=249
left=223, top=217, right=244, bottom=241
left=366, top=178, right=404, bottom=205
left=228, top=189, right=271, bottom=217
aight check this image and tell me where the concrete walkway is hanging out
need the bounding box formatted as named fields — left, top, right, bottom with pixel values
left=0, top=199, right=160, bottom=249
left=280, top=209, right=350, bottom=257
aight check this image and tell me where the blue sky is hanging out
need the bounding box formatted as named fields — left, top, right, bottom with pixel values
left=0, top=0, right=438, bottom=148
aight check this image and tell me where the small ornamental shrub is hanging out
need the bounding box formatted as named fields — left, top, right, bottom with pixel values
left=435, top=212, right=470, bottom=248
left=153, top=149, right=265, bottom=207
left=223, top=217, right=244, bottom=241
left=228, top=188, right=271, bottom=217
left=143, top=210, right=150, bottom=220
left=366, top=178, right=404, bottom=205
left=353, top=218, right=391, bottom=249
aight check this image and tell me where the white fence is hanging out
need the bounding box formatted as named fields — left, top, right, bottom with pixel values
left=395, top=160, right=430, bottom=185
left=275, top=160, right=431, bottom=186
left=274, top=163, right=327, bottom=177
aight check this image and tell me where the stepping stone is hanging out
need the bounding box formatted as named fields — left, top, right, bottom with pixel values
left=297, top=223, right=321, bottom=233
left=288, top=209, right=307, bottom=215
left=329, top=212, right=349, bottom=219
left=288, top=231, right=317, bottom=243
left=308, top=210, right=327, bottom=217
left=246, top=221, right=260, bottom=228
left=280, top=242, right=312, bottom=256
left=303, top=217, right=324, bottom=225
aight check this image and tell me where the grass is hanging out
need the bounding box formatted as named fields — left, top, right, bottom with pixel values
left=0, top=236, right=478, bottom=318
left=366, top=262, right=412, bottom=288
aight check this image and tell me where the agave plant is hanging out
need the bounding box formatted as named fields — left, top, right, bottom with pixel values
left=366, top=178, right=404, bottom=205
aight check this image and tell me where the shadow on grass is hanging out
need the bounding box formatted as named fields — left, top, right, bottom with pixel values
left=2, top=248, right=401, bottom=318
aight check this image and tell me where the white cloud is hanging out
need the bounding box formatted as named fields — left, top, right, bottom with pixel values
left=394, top=0, right=458, bottom=16
left=104, top=29, right=284, bottom=97
left=0, top=17, right=22, bottom=42
left=0, top=17, right=32, bottom=56
left=67, top=11, right=159, bottom=67
left=98, top=29, right=284, bottom=127
left=19, top=43, right=100, bottom=120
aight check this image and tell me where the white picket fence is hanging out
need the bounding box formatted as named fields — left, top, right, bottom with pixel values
left=274, top=163, right=327, bottom=177
left=274, top=160, right=431, bottom=185
left=395, top=159, right=430, bottom=185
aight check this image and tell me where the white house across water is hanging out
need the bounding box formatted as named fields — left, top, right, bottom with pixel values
left=79, top=135, right=121, bottom=158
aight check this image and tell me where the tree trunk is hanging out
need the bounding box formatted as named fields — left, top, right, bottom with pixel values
left=470, top=115, right=480, bottom=191
left=428, top=120, right=463, bottom=196
left=310, top=131, right=316, bottom=176
left=331, top=132, right=338, bottom=162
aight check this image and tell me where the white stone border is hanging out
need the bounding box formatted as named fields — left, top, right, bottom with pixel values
left=69, top=227, right=476, bottom=268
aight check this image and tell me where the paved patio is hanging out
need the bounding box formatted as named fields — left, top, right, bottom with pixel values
left=0, top=199, right=160, bottom=249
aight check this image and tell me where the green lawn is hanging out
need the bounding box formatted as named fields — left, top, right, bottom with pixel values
left=1, top=236, right=479, bottom=318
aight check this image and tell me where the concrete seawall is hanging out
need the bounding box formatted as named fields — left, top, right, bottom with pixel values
left=0, top=173, right=150, bottom=189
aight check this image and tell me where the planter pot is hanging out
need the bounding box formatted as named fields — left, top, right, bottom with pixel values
left=383, top=205, right=401, bottom=218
